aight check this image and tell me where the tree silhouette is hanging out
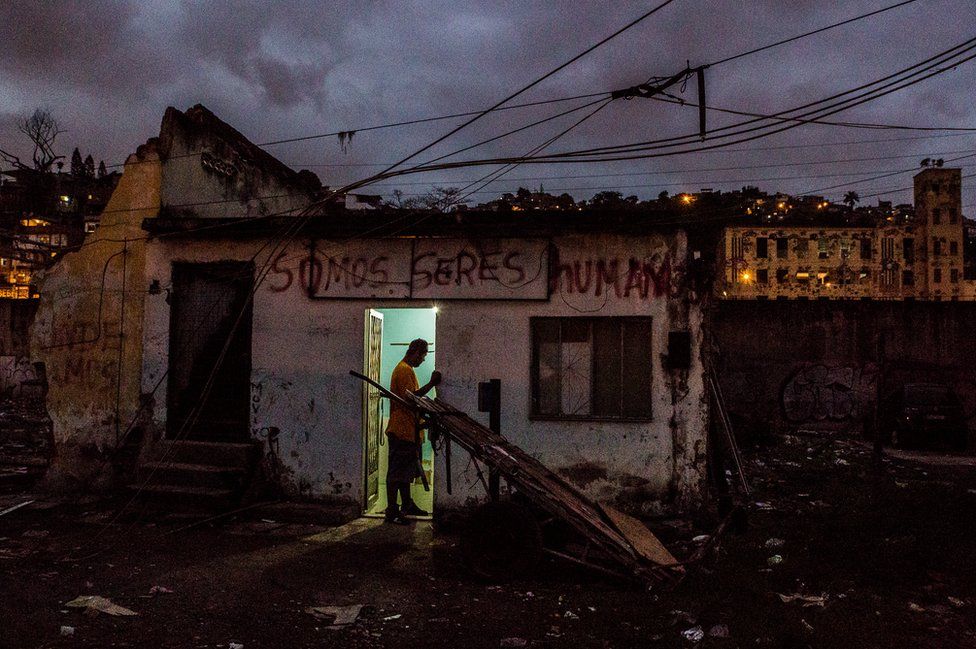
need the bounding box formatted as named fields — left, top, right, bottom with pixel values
left=97, top=160, right=107, bottom=178
left=83, top=154, right=95, bottom=178
left=70, top=148, right=83, bottom=177
left=843, top=191, right=860, bottom=211
left=18, top=109, right=64, bottom=171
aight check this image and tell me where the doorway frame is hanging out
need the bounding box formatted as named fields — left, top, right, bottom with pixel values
left=361, top=306, right=438, bottom=516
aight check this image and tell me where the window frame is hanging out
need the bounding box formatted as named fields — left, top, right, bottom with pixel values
left=530, top=316, right=654, bottom=422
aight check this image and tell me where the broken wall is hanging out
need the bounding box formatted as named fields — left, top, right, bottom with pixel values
left=140, top=231, right=709, bottom=514
left=29, top=142, right=160, bottom=487
left=157, top=105, right=316, bottom=220
left=713, top=300, right=976, bottom=443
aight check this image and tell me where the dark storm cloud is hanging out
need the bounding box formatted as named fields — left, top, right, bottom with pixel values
left=1, top=0, right=974, bottom=207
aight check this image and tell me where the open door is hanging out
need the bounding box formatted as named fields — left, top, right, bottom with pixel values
left=363, top=309, right=384, bottom=511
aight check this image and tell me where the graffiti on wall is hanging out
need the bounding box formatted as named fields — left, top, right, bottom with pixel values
left=0, top=356, right=37, bottom=397
left=780, top=364, right=879, bottom=423
left=549, top=250, right=682, bottom=300
left=268, top=239, right=549, bottom=299
left=268, top=239, right=686, bottom=301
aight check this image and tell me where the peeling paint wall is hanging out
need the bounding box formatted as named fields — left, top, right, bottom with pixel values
left=29, top=142, right=160, bottom=486
left=140, top=232, right=708, bottom=514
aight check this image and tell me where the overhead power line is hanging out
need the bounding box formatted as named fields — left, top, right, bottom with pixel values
left=373, top=0, right=678, bottom=177
left=706, top=0, right=921, bottom=68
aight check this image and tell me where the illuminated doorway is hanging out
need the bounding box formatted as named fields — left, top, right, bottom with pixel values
left=363, top=307, right=437, bottom=518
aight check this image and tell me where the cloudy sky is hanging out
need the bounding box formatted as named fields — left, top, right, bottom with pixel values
left=1, top=0, right=974, bottom=209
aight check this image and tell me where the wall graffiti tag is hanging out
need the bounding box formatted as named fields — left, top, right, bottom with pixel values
left=0, top=356, right=37, bottom=397
left=268, top=238, right=684, bottom=301
left=780, top=364, right=878, bottom=423
left=549, top=249, right=680, bottom=300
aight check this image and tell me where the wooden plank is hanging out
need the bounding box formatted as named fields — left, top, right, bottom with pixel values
left=408, top=395, right=679, bottom=583
left=599, top=504, right=679, bottom=567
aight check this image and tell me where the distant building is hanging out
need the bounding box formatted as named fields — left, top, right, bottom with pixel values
left=0, top=166, right=119, bottom=298
left=717, top=168, right=971, bottom=301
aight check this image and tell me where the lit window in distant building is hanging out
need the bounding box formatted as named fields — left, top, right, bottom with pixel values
left=85, top=222, right=97, bottom=233
left=840, top=239, right=852, bottom=258
left=934, top=267, right=942, bottom=283
left=859, top=267, right=871, bottom=282
left=796, top=271, right=811, bottom=284
left=817, top=237, right=829, bottom=259
left=776, top=268, right=789, bottom=284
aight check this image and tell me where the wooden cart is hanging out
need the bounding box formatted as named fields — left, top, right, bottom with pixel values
left=350, top=371, right=683, bottom=586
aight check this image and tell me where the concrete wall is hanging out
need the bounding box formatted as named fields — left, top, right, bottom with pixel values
left=157, top=105, right=315, bottom=220
left=29, top=143, right=160, bottom=485
left=713, top=300, right=976, bottom=440
left=140, top=232, right=708, bottom=514
left=0, top=299, right=38, bottom=357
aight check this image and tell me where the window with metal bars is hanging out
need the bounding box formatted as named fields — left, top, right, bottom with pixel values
left=531, top=317, right=653, bottom=420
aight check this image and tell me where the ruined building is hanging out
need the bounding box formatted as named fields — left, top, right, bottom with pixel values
left=717, top=167, right=971, bottom=300
left=29, top=105, right=711, bottom=516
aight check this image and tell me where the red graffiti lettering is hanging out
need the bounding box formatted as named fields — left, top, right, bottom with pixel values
left=478, top=251, right=501, bottom=280
left=412, top=252, right=435, bottom=290
left=595, top=259, right=621, bottom=297
left=503, top=252, right=526, bottom=284
left=369, top=257, right=390, bottom=286
left=550, top=248, right=679, bottom=300
left=456, top=251, right=478, bottom=286
left=299, top=256, right=323, bottom=295
left=434, top=258, right=454, bottom=285
left=268, top=250, right=293, bottom=292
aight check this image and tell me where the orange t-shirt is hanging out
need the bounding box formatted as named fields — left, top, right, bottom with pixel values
left=386, top=361, right=422, bottom=442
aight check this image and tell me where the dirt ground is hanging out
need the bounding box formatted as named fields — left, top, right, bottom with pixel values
left=2, top=433, right=975, bottom=649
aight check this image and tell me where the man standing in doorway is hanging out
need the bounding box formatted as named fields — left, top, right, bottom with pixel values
left=385, top=338, right=441, bottom=524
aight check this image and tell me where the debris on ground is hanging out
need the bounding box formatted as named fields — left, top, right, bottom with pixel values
left=764, top=538, right=785, bottom=549
left=777, top=593, right=827, bottom=608
left=499, top=638, right=528, bottom=647
left=0, top=500, right=34, bottom=517
left=59, top=626, right=75, bottom=636
left=767, top=554, right=784, bottom=566
left=65, top=595, right=138, bottom=616
left=305, top=604, right=365, bottom=628
left=148, top=585, right=173, bottom=595
left=229, top=643, right=243, bottom=649
left=681, top=625, right=705, bottom=642
left=708, top=624, right=730, bottom=638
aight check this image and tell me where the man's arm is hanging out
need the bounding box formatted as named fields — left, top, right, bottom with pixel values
left=414, top=370, right=442, bottom=398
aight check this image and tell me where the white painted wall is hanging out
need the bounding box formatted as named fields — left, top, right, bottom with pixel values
left=141, top=231, right=708, bottom=513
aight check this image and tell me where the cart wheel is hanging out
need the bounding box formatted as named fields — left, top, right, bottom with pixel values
left=461, top=501, right=543, bottom=582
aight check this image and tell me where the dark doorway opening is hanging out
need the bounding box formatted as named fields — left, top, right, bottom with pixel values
left=167, top=261, right=254, bottom=442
